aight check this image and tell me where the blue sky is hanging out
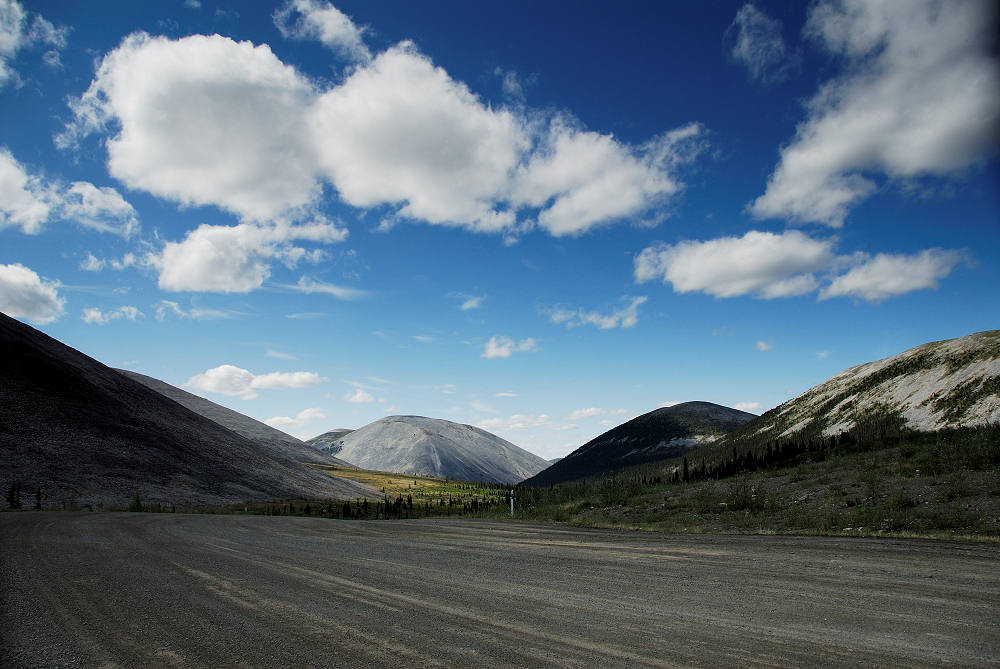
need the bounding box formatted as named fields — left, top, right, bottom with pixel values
left=2, top=0, right=997, bottom=458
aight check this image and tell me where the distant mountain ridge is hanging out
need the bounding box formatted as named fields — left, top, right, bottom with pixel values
left=118, top=370, right=353, bottom=468
left=0, top=313, right=376, bottom=508
left=736, top=330, right=1000, bottom=443
left=526, top=401, right=757, bottom=486
left=332, top=415, right=549, bottom=483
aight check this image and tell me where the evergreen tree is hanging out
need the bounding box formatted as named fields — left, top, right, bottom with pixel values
left=127, top=493, right=143, bottom=512
left=6, top=480, right=21, bottom=509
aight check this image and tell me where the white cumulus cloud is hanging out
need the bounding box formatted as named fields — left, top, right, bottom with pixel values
left=59, top=32, right=320, bottom=222
left=309, top=42, right=527, bottom=232
left=0, top=262, right=64, bottom=324
left=755, top=340, right=773, bottom=352
left=482, top=335, right=539, bottom=359
left=750, top=0, right=1000, bottom=226
left=185, top=364, right=325, bottom=399
left=734, top=401, right=762, bottom=414
left=635, top=230, right=834, bottom=299
left=273, top=0, right=370, bottom=62
left=513, top=121, right=705, bottom=236
left=152, top=221, right=347, bottom=292
left=820, top=249, right=965, bottom=303
left=60, top=30, right=705, bottom=242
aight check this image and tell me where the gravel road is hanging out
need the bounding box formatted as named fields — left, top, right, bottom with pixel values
left=2, top=513, right=997, bottom=667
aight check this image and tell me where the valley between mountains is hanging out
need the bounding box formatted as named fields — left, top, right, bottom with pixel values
left=2, top=313, right=999, bottom=668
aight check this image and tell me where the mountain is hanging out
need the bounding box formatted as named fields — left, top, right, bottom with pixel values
left=306, top=429, right=354, bottom=456
left=723, top=330, right=1000, bottom=445
left=118, top=370, right=353, bottom=468
left=0, top=313, right=376, bottom=508
left=524, top=402, right=757, bottom=486
left=330, top=415, right=549, bottom=483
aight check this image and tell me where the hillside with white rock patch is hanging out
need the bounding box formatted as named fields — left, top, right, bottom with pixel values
left=753, top=330, right=1000, bottom=440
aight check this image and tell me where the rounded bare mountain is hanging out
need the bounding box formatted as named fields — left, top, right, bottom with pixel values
left=332, top=415, right=549, bottom=483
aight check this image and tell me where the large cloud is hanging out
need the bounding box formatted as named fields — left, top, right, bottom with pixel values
left=512, top=121, right=705, bottom=236
left=152, top=220, right=347, bottom=292
left=635, top=230, right=834, bottom=298
left=636, top=230, right=966, bottom=302
left=309, top=43, right=527, bottom=231
left=0, top=262, right=65, bottom=324
left=185, top=364, right=325, bottom=400
left=820, top=249, right=965, bottom=303
left=60, top=33, right=319, bottom=221
left=751, top=0, right=1000, bottom=226
left=62, top=29, right=704, bottom=240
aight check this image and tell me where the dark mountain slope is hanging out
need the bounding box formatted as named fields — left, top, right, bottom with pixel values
left=525, top=401, right=756, bottom=486
left=0, top=313, right=375, bottom=508
left=118, top=369, right=354, bottom=467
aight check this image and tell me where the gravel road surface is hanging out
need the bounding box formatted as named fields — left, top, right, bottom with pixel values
left=2, top=513, right=997, bottom=667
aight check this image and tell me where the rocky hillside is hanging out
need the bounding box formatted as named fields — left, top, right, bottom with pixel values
left=525, top=402, right=757, bottom=486
left=331, top=416, right=549, bottom=483
left=0, top=313, right=376, bottom=508
left=741, top=330, right=1000, bottom=443
left=119, top=370, right=353, bottom=468
left=306, top=429, right=354, bottom=456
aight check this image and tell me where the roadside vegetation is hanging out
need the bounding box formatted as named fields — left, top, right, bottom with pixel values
left=515, top=424, right=1000, bottom=540
left=231, top=466, right=513, bottom=519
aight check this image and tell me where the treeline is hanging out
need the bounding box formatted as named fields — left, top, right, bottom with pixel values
left=517, top=420, right=1000, bottom=507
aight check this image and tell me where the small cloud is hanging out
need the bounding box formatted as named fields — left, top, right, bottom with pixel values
left=81, top=306, right=143, bottom=325
left=565, top=407, right=630, bottom=420
left=817, top=350, right=830, bottom=359
left=548, top=296, right=647, bottom=330
left=344, top=388, right=374, bottom=403
left=495, top=392, right=518, bottom=398
left=734, top=401, right=762, bottom=414
left=412, top=335, right=435, bottom=343
left=265, top=407, right=325, bottom=430
left=273, top=0, right=371, bottom=62
left=266, top=349, right=296, bottom=360
left=726, top=2, right=796, bottom=85
left=185, top=364, right=325, bottom=400
left=291, top=276, right=369, bottom=300
left=755, top=340, right=773, bottom=352
left=155, top=300, right=236, bottom=321
left=482, top=335, right=539, bottom=359
left=659, top=400, right=680, bottom=408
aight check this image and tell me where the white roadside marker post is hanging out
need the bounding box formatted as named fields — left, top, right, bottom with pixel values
left=510, top=488, right=514, bottom=517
